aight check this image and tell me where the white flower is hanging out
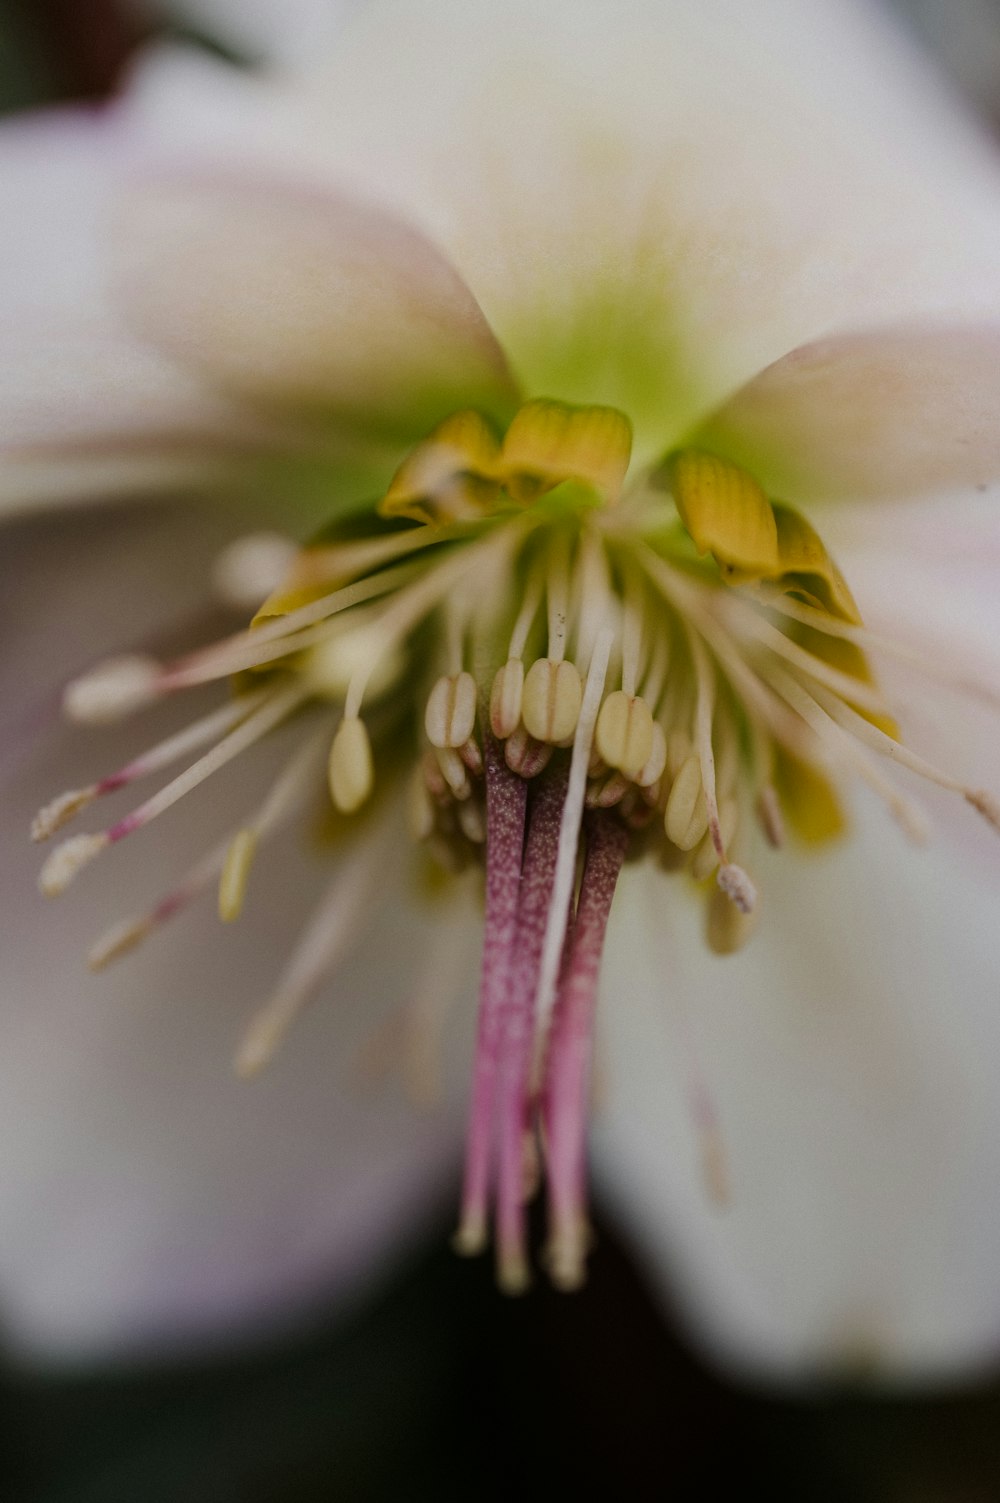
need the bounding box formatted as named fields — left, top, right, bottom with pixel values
left=4, top=0, right=1000, bottom=1380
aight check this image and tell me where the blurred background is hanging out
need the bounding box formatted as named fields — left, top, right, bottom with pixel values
left=3, top=1, right=1000, bottom=1498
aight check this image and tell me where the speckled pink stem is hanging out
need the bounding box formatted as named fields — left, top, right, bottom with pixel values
left=458, top=735, right=527, bottom=1248
left=543, top=811, right=628, bottom=1274
left=495, top=761, right=571, bottom=1286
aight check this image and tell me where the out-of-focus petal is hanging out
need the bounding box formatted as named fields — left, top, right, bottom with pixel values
left=594, top=815, right=1000, bottom=1382
left=116, top=173, right=519, bottom=443
left=0, top=507, right=470, bottom=1363
left=0, top=112, right=304, bottom=514
left=688, top=326, right=1000, bottom=503
left=274, top=0, right=1000, bottom=458
left=151, top=0, right=357, bottom=67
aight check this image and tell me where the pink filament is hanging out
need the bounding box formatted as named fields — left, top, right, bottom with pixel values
left=542, top=811, right=628, bottom=1272
left=458, top=735, right=527, bottom=1245
left=494, top=761, right=570, bottom=1283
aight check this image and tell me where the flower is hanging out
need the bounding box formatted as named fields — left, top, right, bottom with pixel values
left=6, top=0, right=1000, bottom=1378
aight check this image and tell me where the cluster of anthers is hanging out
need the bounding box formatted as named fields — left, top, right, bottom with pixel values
left=32, top=397, right=1000, bottom=1293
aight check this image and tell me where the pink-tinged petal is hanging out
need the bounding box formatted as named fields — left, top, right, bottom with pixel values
left=116, top=173, right=519, bottom=443
left=0, top=111, right=311, bottom=514
left=157, top=0, right=354, bottom=66
left=0, top=506, right=470, bottom=1363
left=688, top=326, right=1000, bottom=503
left=814, top=492, right=1000, bottom=869
left=280, top=0, right=1000, bottom=458
left=594, top=821, right=1000, bottom=1382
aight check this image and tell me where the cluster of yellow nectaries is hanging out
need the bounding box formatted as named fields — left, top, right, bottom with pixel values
left=34, top=398, right=1000, bottom=1075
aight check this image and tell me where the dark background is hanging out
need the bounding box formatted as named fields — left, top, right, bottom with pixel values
left=5, top=2, right=1000, bottom=1498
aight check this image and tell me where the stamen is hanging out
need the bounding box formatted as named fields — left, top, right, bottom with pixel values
left=521, top=658, right=583, bottom=744
left=546, top=533, right=571, bottom=663
left=328, top=715, right=375, bottom=813
left=752, top=586, right=1000, bottom=714
left=40, top=684, right=307, bottom=893
left=234, top=811, right=394, bottom=1078
left=343, top=530, right=519, bottom=721
left=805, top=678, right=1000, bottom=833
left=163, top=558, right=427, bottom=691
left=88, top=731, right=328, bottom=968
left=686, top=630, right=755, bottom=905
left=507, top=559, right=544, bottom=662
left=756, top=784, right=786, bottom=848
left=39, top=832, right=108, bottom=896
left=218, top=830, right=257, bottom=923
left=489, top=658, right=525, bottom=739
left=761, top=662, right=929, bottom=843
left=212, top=532, right=298, bottom=611
left=425, top=672, right=477, bottom=750
left=32, top=690, right=270, bottom=842
left=619, top=568, right=645, bottom=699
left=531, top=625, right=614, bottom=1058
left=63, top=655, right=160, bottom=724
left=543, top=810, right=628, bottom=1290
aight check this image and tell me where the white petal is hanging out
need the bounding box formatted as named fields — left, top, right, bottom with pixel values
left=0, top=507, right=470, bottom=1363
left=116, top=171, right=518, bottom=441
left=0, top=111, right=302, bottom=514
left=594, top=813, right=1000, bottom=1381
left=689, top=326, right=1000, bottom=503
left=277, top=0, right=1000, bottom=458
left=818, top=491, right=1000, bottom=866
left=153, top=0, right=356, bottom=66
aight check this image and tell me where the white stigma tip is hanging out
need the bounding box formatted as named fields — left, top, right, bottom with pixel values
left=39, top=832, right=108, bottom=896
left=233, top=1010, right=287, bottom=1080
left=717, top=863, right=757, bottom=914
left=452, top=1218, right=488, bottom=1258
left=546, top=1226, right=588, bottom=1292
left=31, top=787, right=96, bottom=842
left=87, top=917, right=153, bottom=971
left=497, top=1251, right=531, bottom=1297
left=63, top=655, right=160, bottom=724
left=968, top=789, right=1000, bottom=835
left=212, top=532, right=297, bottom=611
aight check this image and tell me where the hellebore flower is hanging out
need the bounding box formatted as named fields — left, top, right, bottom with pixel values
left=5, top=0, right=1000, bottom=1378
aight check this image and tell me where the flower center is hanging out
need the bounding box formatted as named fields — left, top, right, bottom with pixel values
left=32, top=398, right=1000, bottom=1292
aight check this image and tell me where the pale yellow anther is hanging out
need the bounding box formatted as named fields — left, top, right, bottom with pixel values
left=591, top=772, right=630, bottom=809
left=421, top=748, right=449, bottom=803
left=669, top=449, right=779, bottom=575
left=453, top=1217, right=488, bottom=1258
left=218, top=828, right=258, bottom=922
left=490, top=658, right=524, bottom=739
left=664, top=754, right=708, bottom=850
left=425, top=671, right=477, bottom=749
left=459, top=738, right=484, bottom=777
left=435, top=746, right=471, bottom=800
left=87, top=917, right=154, bottom=972
left=407, top=769, right=435, bottom=840
left=457, top=798, right=486, bottom=844
left=636, top=722, right=667, bottom=788
left=756, top=785, right=786, bottom=848
left=718, top=862, right=757, bottom=914
left=328, top=716, right=374, bottom=814
left=521, top=658, right=583, bottom=744
left=706, top=885, right=760, bottom=955
left=667, top=729, right=693, bottom=780
left=691, top=797, right=739, bottom=880
left=380, top=409, right=500, bottom=523
left=504, top=726, right=553, bottom=779
left=500, top=399, right=632, bottom=505
left=595, top=691, right=655, bottom=781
